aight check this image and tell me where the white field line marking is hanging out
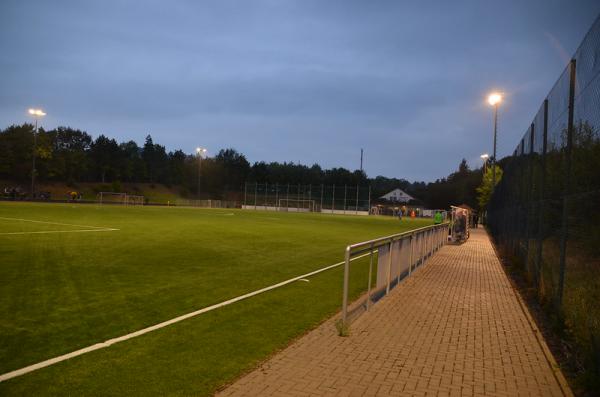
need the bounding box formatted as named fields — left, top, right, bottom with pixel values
left=0, top=229, right=118, bottom=236
left=0, top=251, right=371, bottom=383
left=0, top=217, right=115, bottom=230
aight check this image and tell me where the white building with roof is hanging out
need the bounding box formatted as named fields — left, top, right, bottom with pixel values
left=380, top=188, right=414, bottom=203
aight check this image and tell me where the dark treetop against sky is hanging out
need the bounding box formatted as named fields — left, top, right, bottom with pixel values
left=1, top=1, right=599, bottom=181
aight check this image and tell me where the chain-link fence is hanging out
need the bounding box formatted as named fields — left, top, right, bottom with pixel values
left=488, top=16, right=600, bottom=383
left=242, top=183, right=371, bottom=214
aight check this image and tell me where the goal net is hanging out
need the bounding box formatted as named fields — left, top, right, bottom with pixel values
left=278, top=199, right=316, bottom=212
left=97, top=192, right=145, bottom=206
left=125, top=195, right=145, bottom=206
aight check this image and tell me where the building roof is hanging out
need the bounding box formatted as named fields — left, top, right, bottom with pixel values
left=379, top=188, right=414, bottom=203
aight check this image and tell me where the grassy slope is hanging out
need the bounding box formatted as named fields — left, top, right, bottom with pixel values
left=0, top=202, right=430, bottom=395
left=1, top=180, right=184, bottom=204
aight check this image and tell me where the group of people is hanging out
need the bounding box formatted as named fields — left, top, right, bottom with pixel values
left=2, top=186, right=27, bottom=200
left=2, top=187, right=52, bottom=200
left=397, top=208, right=445, bottom=223
left=68, top=191, right=83, bottom=202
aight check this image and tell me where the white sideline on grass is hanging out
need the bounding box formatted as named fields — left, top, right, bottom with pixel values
left=0, top=229, right=118, bottom=235
left=0, top=252, right=371, bottom=383
left=0, top=216, right=119, bottom=235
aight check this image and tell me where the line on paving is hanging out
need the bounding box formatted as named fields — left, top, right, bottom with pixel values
left=0, top=251, right=371, bottom=383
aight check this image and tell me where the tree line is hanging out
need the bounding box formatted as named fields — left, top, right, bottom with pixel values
left=0, top=123, right=484, bottom=208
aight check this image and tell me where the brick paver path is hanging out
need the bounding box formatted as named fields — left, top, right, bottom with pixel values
left=218, top=229, right=570, bottom=396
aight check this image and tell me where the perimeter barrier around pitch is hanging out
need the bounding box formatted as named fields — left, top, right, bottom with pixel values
left=340, top=223, right=449, bottom=327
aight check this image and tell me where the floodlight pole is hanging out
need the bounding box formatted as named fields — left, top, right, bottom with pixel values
left=197, top=156, right=202, bottom=199
left=28, top=108, right=46, bottom=197
left=492, top=103, right=498, bottom=188
left=31, top=118, right=38, bottom=197
left=360, top=148, right=363, bottom=172
left=196, top=147, right=207, bottom=200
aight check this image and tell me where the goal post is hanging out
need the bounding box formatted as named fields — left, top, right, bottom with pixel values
left=125, top=195, right=145, bottom=206
left=97, top=192, right=126, bottom=204
left=97, top=192, right=145, bottom=206
left=278, top=199, right=316, bottom=212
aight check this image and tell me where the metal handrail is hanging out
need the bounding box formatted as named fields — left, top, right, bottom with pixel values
left=341, top=222, right=449, bottom=326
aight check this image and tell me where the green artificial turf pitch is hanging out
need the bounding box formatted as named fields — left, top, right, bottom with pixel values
left=0, top=201, right=431, bottom=395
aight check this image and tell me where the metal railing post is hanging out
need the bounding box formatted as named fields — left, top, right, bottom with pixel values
left=341, top=246, right=351, bottom=325
left=419, top=232, right=425, bottom=266
left=339, top=223, right=449, bottom=331
left=409, top=233, right=414, bottom=275
left=386, top=238, right=393, bottom=295
left=396, top=237, right=402, bottom=285
left=367, top=243, right=374, bottom=310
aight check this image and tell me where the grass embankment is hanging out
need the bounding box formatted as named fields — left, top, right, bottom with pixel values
left=1, top=180, right=184, bottom=204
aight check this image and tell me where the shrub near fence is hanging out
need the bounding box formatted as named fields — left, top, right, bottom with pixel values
left=487, top=15, right=600, bottom=388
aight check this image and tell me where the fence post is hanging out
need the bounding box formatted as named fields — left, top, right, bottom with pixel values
left=535, top=99, right=549, bottom=289
left=525, top=124, right=535, bottom=276
left=355, top=185, right=359, bottom=214
left=320, top=184, right=324, bottom=212
left=332, top=184, right=335, bottom=213
left=557, top=59, right=577, bottom=308
left=243, top=182, right=247, bottom=207
left=344, top=185, right=347, bottom=213
left=368, top=185, right=371, bottom=214
left=254, top=183, right=257, bottom=210
left=265, top=182, right=268, bottom=207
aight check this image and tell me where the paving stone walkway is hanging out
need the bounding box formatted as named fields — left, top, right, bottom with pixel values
left=218, top=229, right=571, bottom=397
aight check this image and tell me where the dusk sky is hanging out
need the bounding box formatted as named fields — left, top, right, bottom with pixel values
left=1, top=1, right=599, bottom=181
